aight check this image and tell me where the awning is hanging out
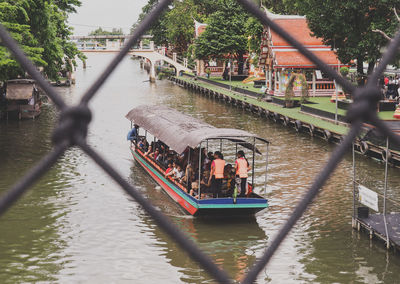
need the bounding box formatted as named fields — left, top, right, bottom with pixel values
left=126, top=105, right=269, bottom=154
left=6, top=79, right=35, bottom=100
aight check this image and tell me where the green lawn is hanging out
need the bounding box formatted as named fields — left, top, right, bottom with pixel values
left=177, top=76, right=400, bottom=134
left=299, top=97, right=396, bottom=120
left=209, top=77, right=265, bottom=94
left=178, top=76, right=349, bottom=134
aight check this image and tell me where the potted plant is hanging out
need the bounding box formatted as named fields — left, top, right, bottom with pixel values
left=340, top=66, right=349, bottom=78
left=205, top=68, right=211, bottom=79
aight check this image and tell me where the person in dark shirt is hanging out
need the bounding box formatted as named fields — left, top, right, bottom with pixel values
left=127, top=124, right=139, bottom=143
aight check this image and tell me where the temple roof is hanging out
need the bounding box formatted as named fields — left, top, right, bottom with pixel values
left=260, top=9, right=340, bottom=69
left=270, top=18, right=325, bottom=47
left=274, top=50, right=340, bottom=68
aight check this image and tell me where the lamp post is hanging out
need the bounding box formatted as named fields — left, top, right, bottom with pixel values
left=229, top=58, right=232, bottom=91
left=334, top=48, right=340, bottom=124
left=334, top=79, right=338, bottom=124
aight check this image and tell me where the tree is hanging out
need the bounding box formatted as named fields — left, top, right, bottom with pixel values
left=261, top=0, right=299, bottom=14
left=89, top=27, right=123, bottom=36
left=133, top=0, right=169, bottom=46
left=164, top=0, right=196, bottom=53
left=0, top=1, right=46, bottom=81
left=0, top=0, right=84, bottom=81
left=27, top=0, right=83, bottom=80
left=294, top=0, right=400, bottom=78
left=245, top=16, right=263, bottom=54
left=194, top=0, right=250, bottom=74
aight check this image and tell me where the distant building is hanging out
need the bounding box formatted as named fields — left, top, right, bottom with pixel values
left=194, top=20, right=207, bottom=38
left=259, top=9, right=341, bottom=96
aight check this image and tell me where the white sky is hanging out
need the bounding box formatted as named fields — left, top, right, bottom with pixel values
left=68, top=0, right=149, bottom=35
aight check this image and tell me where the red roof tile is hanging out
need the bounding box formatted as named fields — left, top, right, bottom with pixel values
left=274, top=50, right=340, bottom=68
left=270, top=18, right=324, bottom=47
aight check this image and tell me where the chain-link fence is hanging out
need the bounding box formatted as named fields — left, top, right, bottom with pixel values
left=1, top=0, right=400, bottom=283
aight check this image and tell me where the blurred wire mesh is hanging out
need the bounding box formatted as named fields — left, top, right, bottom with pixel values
left=1, top=0, right=400, bottom=283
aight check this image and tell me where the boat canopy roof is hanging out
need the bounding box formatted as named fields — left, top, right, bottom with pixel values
left=6, top=79, right=35, bottom=100
left=126, top=105, right=269, bottom=154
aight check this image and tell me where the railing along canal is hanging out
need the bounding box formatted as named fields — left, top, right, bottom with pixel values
left=1, top=0, right=400, bottom=283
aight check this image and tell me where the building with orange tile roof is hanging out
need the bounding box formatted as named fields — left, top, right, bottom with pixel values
left=259, top=9, right=342, bottom=96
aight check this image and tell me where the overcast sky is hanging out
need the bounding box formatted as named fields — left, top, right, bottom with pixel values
left=68, top=0, right=149, bottom=35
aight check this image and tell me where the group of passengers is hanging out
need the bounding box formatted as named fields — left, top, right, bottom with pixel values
left=127, top=125, right=252, bottom=199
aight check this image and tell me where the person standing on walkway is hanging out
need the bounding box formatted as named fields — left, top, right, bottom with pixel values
left=209, top=151, right=225, bottom=198
left=235, top=150, right=251, bottom=197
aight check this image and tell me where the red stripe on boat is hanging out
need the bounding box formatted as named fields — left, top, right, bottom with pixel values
left=132, top=151, right=198, bottom=215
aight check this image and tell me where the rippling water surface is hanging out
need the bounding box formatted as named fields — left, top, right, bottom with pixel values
left=1, top=53, right=400, bottom=283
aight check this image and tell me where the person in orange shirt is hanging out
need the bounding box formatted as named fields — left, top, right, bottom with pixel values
left=234, top=150, right=251, bottom=197
left=209, top=151, right=225, bottom=198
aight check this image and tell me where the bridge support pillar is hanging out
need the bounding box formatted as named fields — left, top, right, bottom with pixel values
left=149, top=61, right=156, bottom=83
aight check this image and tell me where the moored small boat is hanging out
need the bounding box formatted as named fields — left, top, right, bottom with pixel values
left=126, top=105, right=269, bottom=217
left=3, top=79, right=41, bottom=120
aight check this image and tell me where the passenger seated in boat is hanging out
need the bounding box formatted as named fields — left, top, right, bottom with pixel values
left=189, top=181, right=199, bottom=197
left=221, top=164, right=235, bottom=197
left=149, top=148, right=159, bottom=160
left=156, top=151, right=167, bottom=165
left=165, top=161, right=177, bottom=178
left=192, top=170, right=212, bottom=199
left=180, top=163, right=193, bottom=187
left=144, top=145, right=153, bottom=157
left=165, top=162, right=174, bottom=176
left=174, top=164, right=184, bottom=181
left=138, top=138, right=148, bottom=152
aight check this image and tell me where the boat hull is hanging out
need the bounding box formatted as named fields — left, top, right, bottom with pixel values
left=130, top=147, right=268, bottom=216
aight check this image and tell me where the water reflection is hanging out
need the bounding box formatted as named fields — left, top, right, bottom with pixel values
left=1, top=53, right=400, bottom=283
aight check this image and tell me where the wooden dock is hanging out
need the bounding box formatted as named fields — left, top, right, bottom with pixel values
left=354, top=213, right=400, bottom=250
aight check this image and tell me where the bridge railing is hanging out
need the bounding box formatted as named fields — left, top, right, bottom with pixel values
left=1, top=0, right=400, bottom=283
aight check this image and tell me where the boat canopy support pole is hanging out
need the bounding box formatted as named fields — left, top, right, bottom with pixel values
left=264, top=143, right=269, bottom=196
left=187, top=148, right=191, bottom=189
left=198, top=141, right=202, bottom=199
left=352, top=142, right=356, bottom=226
left=251, top=137, right=255, bottom=187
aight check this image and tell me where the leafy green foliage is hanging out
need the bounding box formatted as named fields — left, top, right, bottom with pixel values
left=133, top=0, right=170, bottom=46
left=294, top=0, right=400, bottom=75
left=245, top=16, right=263, bottom=54
left=194, top=0, right=250, bottom=74
left=135, top=0, right=263, bottom=63
left=164, top=0, right=195, bottom=53
left=89, top=27, right=123, bottom=36
left=0, top=0, right=83, bottom=81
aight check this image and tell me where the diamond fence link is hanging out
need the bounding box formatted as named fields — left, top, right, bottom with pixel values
left=1, top=0, right=400, bottom=283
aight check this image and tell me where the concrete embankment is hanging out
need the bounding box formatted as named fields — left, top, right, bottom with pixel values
left=170, top=75, right=400, bottom=167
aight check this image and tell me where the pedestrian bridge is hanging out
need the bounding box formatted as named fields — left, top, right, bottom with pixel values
left=130, top=41, right=193, bottom=82
left=73, top=36, right=193, bottom=81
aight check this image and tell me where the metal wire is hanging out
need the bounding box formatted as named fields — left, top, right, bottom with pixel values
left=0, top=0, right=400, bottom=283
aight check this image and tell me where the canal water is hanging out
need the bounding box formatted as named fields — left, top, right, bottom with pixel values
left=1, top=53, right=399, bottom=283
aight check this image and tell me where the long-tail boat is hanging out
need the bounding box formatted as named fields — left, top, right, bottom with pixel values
left=126, top=105, right=269, bottom=216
